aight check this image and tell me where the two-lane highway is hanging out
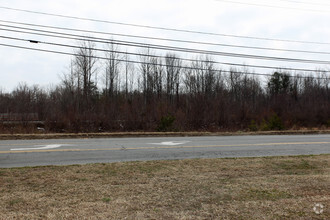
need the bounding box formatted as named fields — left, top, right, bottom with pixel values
left=0, top=134, right=329, bottom=168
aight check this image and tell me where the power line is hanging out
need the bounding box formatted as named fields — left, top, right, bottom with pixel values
left=1, top=5, right=330, bottom=45
left=0, top=42, right=328, bottom=80
left=2, top=25, right=330, bottom=66
left=275, top=0, right=330, bottom=7
left=214, top=0, right=330, bottom=13
left=2, top=34, right=328, bottom=73
left=1, top=20, right=330, bottom=55
left=0, top=41, right=264, bottom=75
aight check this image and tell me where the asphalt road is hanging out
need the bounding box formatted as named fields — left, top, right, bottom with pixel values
left=0, top=134, right=329, bottom=168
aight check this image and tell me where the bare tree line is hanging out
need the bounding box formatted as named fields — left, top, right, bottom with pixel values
left=0, top=40, right=329, bottom=133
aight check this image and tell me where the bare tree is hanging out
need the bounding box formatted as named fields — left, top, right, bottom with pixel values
left=139, top=48, right=154, bottom=104
left=151, top=56, right=163, bottom=98
left=104, top=40, right=121, bottom=97
left=74, top=40, right=98, bottom=110
left=203, top=56, right=216, bottom=98
left=165, top=53, right=181, bottom=102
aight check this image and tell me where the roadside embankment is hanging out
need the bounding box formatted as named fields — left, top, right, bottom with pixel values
left=1, top=130, right=330, bottom=140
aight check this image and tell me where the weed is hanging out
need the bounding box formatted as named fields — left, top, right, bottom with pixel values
left=102, top=197, right=111, bottom=203
left=7, top=198, right=24, bottom=207
left=269, top=159, right=318, bottom=175
left=243, top=188, right=292, bottom=201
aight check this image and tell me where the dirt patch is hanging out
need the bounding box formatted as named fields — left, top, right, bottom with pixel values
left=0, top=155, right=329, bottom=219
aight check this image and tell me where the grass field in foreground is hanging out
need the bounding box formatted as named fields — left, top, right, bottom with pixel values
left=0, top=155, right=329, bottom=219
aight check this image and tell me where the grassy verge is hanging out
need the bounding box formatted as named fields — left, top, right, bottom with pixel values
left=0, top=129, right=330, bottom=140
left=0, top=155, right=329, bottom=219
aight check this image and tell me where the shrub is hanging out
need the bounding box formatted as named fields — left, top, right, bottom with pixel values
left=157, top=115, right=175, bottom=132
left=248, top=120, right=258, bottom=131
left=261, top=114, right=285, bottom=131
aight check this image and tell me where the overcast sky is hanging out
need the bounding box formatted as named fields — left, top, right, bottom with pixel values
left=1, top=0, right=330, bottom=92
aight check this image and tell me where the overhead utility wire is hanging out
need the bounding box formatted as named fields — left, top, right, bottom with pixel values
left=1, top=6, right=330, bottom=45
left=1, top=20, right=330, bottom=56
left=214, top=0, right=330, bottom=13
left=0, top=42, right=267, bottom=76
left=2, top=26, right=330, bottom=66
left=0, top=42, right=327, bottom=80
left=2, top=34, right=327, bottom=73
left=275, top=0, right=330, bottom=7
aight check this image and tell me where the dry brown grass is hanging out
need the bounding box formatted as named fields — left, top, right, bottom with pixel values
left=1, top=130, right=330, bottom=140
left=0, top=155, right=329, bottom=219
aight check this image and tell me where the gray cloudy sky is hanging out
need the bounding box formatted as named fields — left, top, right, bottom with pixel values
left=1, top=0, right=330, bottom=91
